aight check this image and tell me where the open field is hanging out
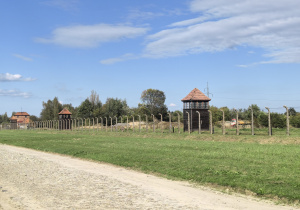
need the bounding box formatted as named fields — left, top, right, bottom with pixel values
left=0, top=129, right=299, bottom=205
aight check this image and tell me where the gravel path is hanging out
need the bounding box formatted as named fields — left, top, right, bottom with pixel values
left=0, top=144, right=298, bottom=210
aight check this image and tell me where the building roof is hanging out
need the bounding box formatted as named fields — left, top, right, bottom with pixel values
left=10, top=115, right=31, bottom=124
left=58, top=108, right=72, bottom=115
left=14, top=112, right=30, bottom=116
left=181, top=88, right=211, bottom=101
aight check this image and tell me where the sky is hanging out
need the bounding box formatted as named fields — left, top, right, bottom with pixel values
left=1, top=0, right=300, bottom=117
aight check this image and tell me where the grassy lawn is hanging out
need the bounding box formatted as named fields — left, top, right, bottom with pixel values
left=0, top=129, right=299, bottom=205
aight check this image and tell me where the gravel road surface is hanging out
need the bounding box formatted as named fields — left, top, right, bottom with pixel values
left=0, top=144, right=298, bottom=210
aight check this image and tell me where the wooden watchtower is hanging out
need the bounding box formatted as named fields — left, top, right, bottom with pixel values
left=58, top=108, right=72, bottom=130
left=182, top=88, right=211, bottom=132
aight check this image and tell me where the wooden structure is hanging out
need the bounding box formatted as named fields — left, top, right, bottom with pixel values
left=58, top=108, right=72, bottom=130
left=182, top=88, right=211, bottom=132
left=10, top=112, right=31, bottom=129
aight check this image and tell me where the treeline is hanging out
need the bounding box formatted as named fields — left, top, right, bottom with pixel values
left=210, top=105, right=300, bottom=128
left=39, top=89, right=170, bottom=125
left=0, top=113, right=10, bottom=124
left=2, top=89, right=300, bottom=128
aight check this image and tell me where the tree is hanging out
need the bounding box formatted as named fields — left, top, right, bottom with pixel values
left=77, top=99, right=93, bottom=119
left=291, top=113, right=300, bottom=128
left=0, top=112, right=10, bottom=123
left=271, top=113, right=285, bottom=128
left=30, top=115, right=40, bottom=122
left=140, top=89, right=168, bottom=119
left=288, top=107, right=297, bottom=116
left=40, top=97, right=63, bottom=120
left=101, top=98, right=129, bottom=125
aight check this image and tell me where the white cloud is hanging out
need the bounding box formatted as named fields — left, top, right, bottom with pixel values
left=0, top=73, right=36, bottom=82
left=36, top=24, right=149, bottom=48
left=100, top=54, right=138, bottom=65
left=0, top=89, right=31, bottom=98
left=169, top=103, right=177, bottom=107
left=143, top=0, right=300, bottom=63
left=12, top=54, right=33, bottom=61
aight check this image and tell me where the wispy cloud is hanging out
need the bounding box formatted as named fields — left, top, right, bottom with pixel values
left=12, top=54, right=33, bottom=61
left=100, top=54, right=138, bottom=65
left=36, top=24, right=149, bottom=48
left=169, top=103, right=177, bottom=107
left=0, top=73, right=36, bottom=82
left=0, top=89, right=31, bottom=98
left=142, top=0, right=300, bottom=63
left=42, top=0, right=79, bottom=11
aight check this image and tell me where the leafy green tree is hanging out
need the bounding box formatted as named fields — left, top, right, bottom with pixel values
left=40, top=97, right=63, bottom=120
left=258, top=112, right=268, bottom=127
left=140, top=89, right=168, bottom=119
left=290, top=113, right=300, bottom=128
left=0, top=112, right=10, bottom=123
left=77, top=99, right=93, bottom=119
left=288, top=107, right=297, bottom=116
left=30, top=115, right=40, bottom=122
left=101, top=98, right=129, bottom=125
left=271, top=113, right=285, bottom=128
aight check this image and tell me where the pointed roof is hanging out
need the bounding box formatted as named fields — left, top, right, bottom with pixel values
left=58, top=108, right=72, bottom=115
left=14, top=112, right=30, bottom=116
left=181, top=88, right=211, bottom=101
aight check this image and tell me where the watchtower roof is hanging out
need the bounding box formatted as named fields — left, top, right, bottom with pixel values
left=58, top=108, right=72, bottom=115
left=181, top=88, right=211, bottom=102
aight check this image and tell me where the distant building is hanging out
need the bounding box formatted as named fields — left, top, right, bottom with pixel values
left=182, top=88, right=211, bottom=132
left=58, top=108, right=72, bottom=130
left=10, top=112, right=31, bottom=129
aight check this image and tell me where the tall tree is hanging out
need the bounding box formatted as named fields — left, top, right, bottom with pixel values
left=140, top=89, right=168, bottom=118
left=77, top=99, right=93, bottom=119
left=40, top=97, right=63, bottom=120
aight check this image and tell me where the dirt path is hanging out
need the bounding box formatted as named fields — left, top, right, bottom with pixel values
left=0, top=144, right=298, bottom=210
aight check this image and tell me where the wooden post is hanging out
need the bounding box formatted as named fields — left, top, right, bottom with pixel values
left=283, top=106, right=289, bottom=136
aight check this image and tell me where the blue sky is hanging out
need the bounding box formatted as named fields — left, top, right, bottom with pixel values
left=1, top=0, right=300, bottom=117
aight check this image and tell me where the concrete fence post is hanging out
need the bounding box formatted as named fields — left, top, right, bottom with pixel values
left=265, top=107, right=271, bottom=136
left=283, top=105, right=290, bottom=136
left=196, top=111, right=201, bottom=134
left=151, top=114, right=155, bottom=133
left=249, top=107, right=254, bottom=135
left=145, top=114, right=148, bottom=132
left=186, top=111, right=190, bottom=134
left=220, top=109, right=225, bottom=135
left=177, top=113, right=180, bottom=133
left=208, top=110, right=213, bottom=134
left=168, top=113, right=172, bottom=133
left=159, top=113, right=163, bottom=133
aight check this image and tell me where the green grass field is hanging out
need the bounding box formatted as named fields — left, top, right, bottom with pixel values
left=0, top=129, right=299, bottom=205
